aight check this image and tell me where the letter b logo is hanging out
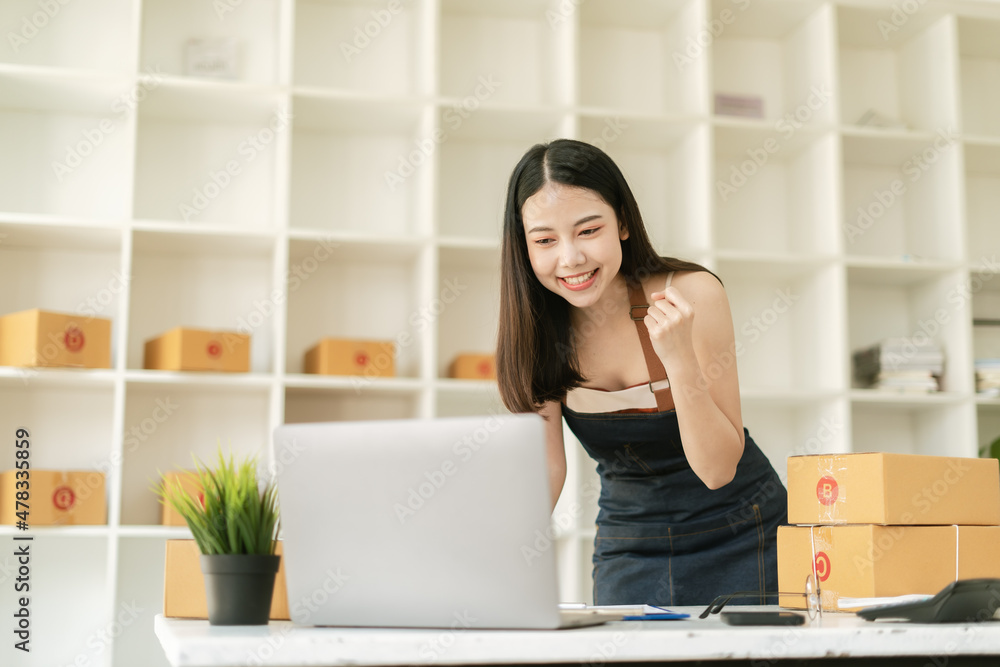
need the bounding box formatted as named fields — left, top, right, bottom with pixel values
left=816, top=476, right=838, bottom=506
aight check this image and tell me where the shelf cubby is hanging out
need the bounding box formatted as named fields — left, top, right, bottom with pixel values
left=837, top=6, right=958, bottom=133
left=435, top=383, right=504, bottom=417
left=846, top=266, right=972, bottom=395
left=963, top=141, right=1000, bottom=261
left=139, top=0, right=283, bottom=85
left=440, top=0, right=571, bottom=108
left=437, top=107, right=567, bottom=241
left=0, top=222, right=125, bottom=354
left=971, top=265, right=1000, bottom=368
left=0, top=70, right=135, bottom=219
left=977, top=404, right=1000, bottom=454
left=957, top=17, right=1000, bottom=140
left=284, top=238, right=427, bottom=376
left=289, top=94, right=429, bottom=236
left=713, top=124, right=839, bottom=255
left=114, top=536, right=171, bottom=667
left=283, top=385, right=422, bottom=423
left=0, top=536, right=110, bottom=667
left=584, top=117, right=710, bottom=254
left=578, top=0, right=706, bottom=116
left=119, top=382, right=271, bottom=526
left=710, top=0, right=835, bottom=124
left=0, top=382, right=115, bottom=471
left=841, top=133, right=964, bottom=262
left=133, top=83, right=286, bottom=228
left=0, top=0, right=136, bottom=73
left=293, top=0, right=431, bottom=95
left=126, top=230, right=277, bottom=373
left=717, top=259, right=844, bottom=394
left=437, top=246, right=499, bottom=378
left=851, top=399, right=974, bottom=457
left=741, top=395, right=848, bottom=483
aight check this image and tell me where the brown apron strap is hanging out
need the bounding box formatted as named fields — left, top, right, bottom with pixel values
left=627, top=281, right=672, bottom=412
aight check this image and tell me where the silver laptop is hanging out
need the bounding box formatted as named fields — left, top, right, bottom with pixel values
left=271, top=413, right=607, bottom=629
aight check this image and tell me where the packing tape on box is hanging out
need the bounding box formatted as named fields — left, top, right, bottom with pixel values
left=817, top=461, right=849, bottom=524
left=806, top=523, right=964, bottom=608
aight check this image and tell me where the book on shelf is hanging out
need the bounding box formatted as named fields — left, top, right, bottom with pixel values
left=976, top=359, right=1000, bottom=396
left=853, top=338, right=943, bottom=392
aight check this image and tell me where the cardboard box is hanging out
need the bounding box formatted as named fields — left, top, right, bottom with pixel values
left=787, top=453, right=1000, bottom=526
left=778, top=524, right=1000, bottom=610
left=163, top=540, right=289, bottom=620
left=304, top=338, right=395, bottom=377
left=0, top=309, right=111, bottom=369
left=144, top=327, right=250, bottom=372
left=448, top=354, right=496, bottom=380
left=0, top=470, right=107, bottom=526
left=158, top=471, right=203, bottom=527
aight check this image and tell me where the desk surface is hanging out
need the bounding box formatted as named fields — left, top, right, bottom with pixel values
left=155, top=607, right=1000, bottom=667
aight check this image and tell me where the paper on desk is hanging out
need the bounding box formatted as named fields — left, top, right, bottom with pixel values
left=559, top=603, right=689, bottom=619
left=838, top=594, right=933, bottom=610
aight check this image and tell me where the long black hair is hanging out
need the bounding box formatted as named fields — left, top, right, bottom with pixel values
left=497, top=139, right=715, bottom=413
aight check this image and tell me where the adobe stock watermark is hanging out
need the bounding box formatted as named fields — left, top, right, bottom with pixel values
left=213, top=0, right=246, bottom=21
left=522, top=480, right=600, bottom=565
left=843, top=127, right=958, bottom=245
left=68, top=600, right=146, bottom=665
left=243, top=566, right=352, bottom=665
left=7, top=0, right=72, bottom=53
left=673, top=0, right=751, bottom=71
left=51, top=66, right=166, bottom=183
left=418, top=610, right=479, bottom=663
left=716, top=85, right=831, bottom=203
left=349, top=276, right=469, bottom=393
left=392, top=410, right=506, bottom=524
left=229, top=236, right=341, bottom=348
left=546, top=0, right=588, bottom=29
left=384, top=76, right=501, bottom=191
left=76, top=270, right=131, bottom=320
left=340, top=0, right=402, bottom=62
left=179, top=108, right=293, bottom=221
left=877, top=0, right=929, bottom=41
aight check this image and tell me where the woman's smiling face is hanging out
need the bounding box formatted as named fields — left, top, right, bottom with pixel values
left=521, top=182, right=629, bottom=311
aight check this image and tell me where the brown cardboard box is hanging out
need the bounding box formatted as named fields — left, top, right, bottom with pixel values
left=448, top=354, right=496, bottom=380
left=0, top=309, right=111, bottom=369
left=304, top=338, right=395, bottom=377
left=144, top=327, right=250, bottom=372
left=787, top=453, right=1000, bottom=526
left=777, top=524, right=1000, bottom=610
left=163, top=540, right=289, bottom=620
left=158, top=471, right=203, bottom=527
left=0, top=470, right=107, bottom=525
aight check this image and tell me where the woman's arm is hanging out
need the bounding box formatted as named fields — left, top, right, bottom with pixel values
left=644, top=271, right=745, bottom=490
left=539, top=399, right=567, bottom=510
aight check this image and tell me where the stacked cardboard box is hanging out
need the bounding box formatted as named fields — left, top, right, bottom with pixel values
left=778, top=453, right=1000, bottom=611
left=0, top=470, right=107, bottom=525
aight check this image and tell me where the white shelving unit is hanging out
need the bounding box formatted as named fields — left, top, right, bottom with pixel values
left=1, top=1, right=1000, bottom=665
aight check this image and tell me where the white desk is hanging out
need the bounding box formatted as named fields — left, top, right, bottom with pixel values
left=155, top=607, right=1000, bottom=666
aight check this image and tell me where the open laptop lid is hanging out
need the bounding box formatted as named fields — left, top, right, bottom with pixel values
left=271, top=413, right=563, bottom=629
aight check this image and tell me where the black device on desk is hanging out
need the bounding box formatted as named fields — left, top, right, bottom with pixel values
left=720, top=611, right=805, bottom=626
left=857, top=579, right=1000, bottom=623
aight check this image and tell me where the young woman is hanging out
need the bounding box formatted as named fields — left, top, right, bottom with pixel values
left=497, top=139, right=787, bottom=607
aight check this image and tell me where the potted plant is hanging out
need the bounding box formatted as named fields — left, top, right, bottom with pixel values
left=154, top=447, right=280, bottom=626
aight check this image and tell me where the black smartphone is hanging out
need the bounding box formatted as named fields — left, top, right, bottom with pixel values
left=720, top=611, right=805, bottom=626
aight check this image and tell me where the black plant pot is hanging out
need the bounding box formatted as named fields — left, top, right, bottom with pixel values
left=200, top=553, right=281, bottom=626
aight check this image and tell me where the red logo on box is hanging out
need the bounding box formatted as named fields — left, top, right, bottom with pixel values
left=53, top=486, right=76, bottom=510
left=354, top=351, right=369, bottom=367
left=476, top=360, right=492, bottom=377
left=206, top=341, right=222, bottom=358
left=814, top=551, right=831, bottom=582
left=64, top=326, right=85, bottom=352
left=816, top=476, right=838, bottom=505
